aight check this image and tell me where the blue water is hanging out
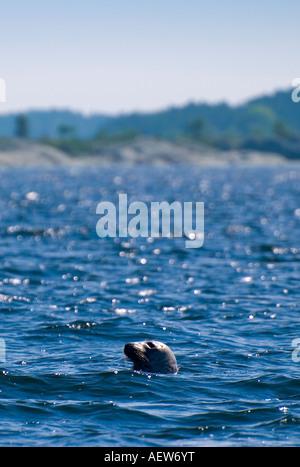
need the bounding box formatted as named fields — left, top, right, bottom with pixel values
left=0, top=164, right=299, bottom=446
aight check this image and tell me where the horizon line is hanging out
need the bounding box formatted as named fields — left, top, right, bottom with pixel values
left=0, top=86, right=291, bottom=118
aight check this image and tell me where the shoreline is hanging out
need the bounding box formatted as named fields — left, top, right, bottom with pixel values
left=0, top=137, right=297, bottom=167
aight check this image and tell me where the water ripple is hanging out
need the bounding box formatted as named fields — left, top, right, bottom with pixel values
left=0, top=166, right=299, bottom=446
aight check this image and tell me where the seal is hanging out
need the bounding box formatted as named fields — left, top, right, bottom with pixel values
left=124, top=340, right=178, bottom=374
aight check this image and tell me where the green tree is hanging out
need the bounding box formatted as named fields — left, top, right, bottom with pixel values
left=57, top=124, right=76, bottom=139
left=273, top=119, right=292, bottom=140
left=186, top=116, right=209, bottom=142
left=15, top=114, right=29, bottom=138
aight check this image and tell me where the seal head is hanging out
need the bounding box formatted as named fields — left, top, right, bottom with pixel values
left=124, top=340, right=178, bottom=374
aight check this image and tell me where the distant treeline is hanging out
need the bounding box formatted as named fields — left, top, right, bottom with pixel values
left=2, top=88, right=300, bottom=158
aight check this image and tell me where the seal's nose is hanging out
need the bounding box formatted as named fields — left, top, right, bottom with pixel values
left=124, top=342, right=134, bottom=358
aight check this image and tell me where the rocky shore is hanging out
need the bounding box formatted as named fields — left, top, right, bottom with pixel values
left=0, top=137, right=294, bottom=167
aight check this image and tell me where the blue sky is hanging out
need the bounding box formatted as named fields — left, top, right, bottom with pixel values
left=0, top=0, right=298, bottom=114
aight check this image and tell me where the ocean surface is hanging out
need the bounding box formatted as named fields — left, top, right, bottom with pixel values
left=0, top=164, right=299, bottom=446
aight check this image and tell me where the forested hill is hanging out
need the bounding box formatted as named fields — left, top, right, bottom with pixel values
left=101, top=89, right=300, bottom=141
left=1, top=88, right=300, bottom=158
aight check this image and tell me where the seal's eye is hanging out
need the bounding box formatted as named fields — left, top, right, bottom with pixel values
left=146, top=341, right=156, bottom=348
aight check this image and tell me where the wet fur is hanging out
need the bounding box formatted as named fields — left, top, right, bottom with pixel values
left=124, top=340, right=178, bottom=374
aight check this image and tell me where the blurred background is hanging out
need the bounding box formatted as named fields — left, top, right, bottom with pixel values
left=0, top=0, right=300, bottom=163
